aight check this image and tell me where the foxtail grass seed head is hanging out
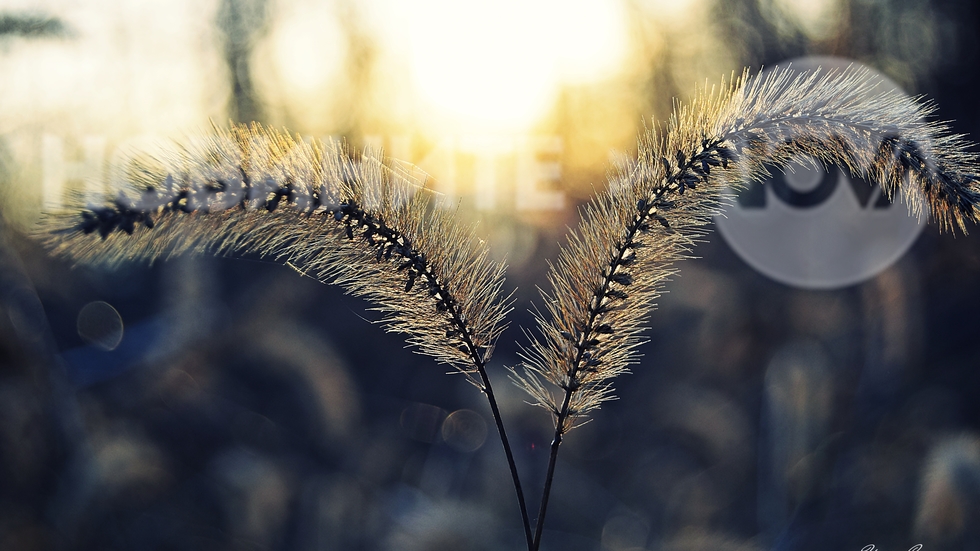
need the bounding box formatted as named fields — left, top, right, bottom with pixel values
left=513, top=66, right=980, bottom=434
left=37, top=123, right=511, bottom=382
left=31, top=65, right=980, bottom=551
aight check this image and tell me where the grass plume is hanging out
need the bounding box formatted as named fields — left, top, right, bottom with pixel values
left=33, top=66, right=980, bottom=551
left=40, top=124, right=511, bottom=380
left=36, top=122, right=534, bottom=545
left=514, top=65, right=980, bottom=549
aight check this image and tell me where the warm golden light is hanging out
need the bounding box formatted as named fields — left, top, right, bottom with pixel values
left=0, top=0, right=228, bottom=230
left=252, top=0, right=348, bottom=127
left=0, top=0, right=225, bottom=136
left=775, top=0, right=842, bottom=41
left=375, top=0, right=628, bottom=133
left=268, top=3, right=347, bottom=96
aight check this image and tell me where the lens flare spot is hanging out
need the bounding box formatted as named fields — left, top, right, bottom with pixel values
left=441, top=409, right=488, bottom=452
left=77, top=300, right=124, bottom=351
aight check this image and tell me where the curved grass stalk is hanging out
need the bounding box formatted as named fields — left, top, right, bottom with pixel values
left=35, top=66, right=980, bottom=551
left=514, top=66, right=980, bottom=549
left=37, top=123, right=533, bottom=548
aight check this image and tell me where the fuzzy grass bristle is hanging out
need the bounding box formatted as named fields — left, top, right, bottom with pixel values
left=514, top=65, right=980, bottom=436
left=37, top=123, right=511, bottom=381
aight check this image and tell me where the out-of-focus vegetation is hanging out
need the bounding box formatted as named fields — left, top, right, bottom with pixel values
left=1, top=1, right=979, bottom=549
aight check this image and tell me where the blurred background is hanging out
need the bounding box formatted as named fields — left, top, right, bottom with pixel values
left=2, top=0, right=980, bottom=549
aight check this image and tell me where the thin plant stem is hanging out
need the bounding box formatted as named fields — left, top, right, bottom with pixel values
left=387, top=226, right=534, bottom=547
left=531, top=184, right=673, bottom=551
left=476, top=365, right=533, bottom=550
left=531, top=393, right=569, bottom=551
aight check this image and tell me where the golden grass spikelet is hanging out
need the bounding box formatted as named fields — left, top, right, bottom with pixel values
left=37, top=123, right=511, bottom=382
left=514, top=66, right=980, bottom=435
left=32, top=67, right=980, bottom=551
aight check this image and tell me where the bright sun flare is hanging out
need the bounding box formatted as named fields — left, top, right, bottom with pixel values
left=380, top=0, right=628, bottom=133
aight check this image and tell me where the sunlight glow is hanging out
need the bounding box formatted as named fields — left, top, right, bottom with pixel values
left=377, top=0, right=628, bottom=133
left=269, top=3, right=347, bottom=97
left=775, top=0, right=841, bottom=41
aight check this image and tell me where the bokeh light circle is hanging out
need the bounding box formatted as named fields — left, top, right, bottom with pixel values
left=441, top=409, right=488, bottom=453
left=76, top=301, right=124, bottom=351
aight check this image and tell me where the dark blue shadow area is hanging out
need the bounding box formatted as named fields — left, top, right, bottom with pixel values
left=60, top=317, right=166, bottom=387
